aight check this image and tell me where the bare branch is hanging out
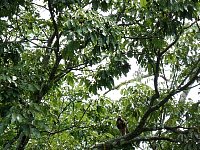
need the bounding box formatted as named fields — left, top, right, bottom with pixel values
left=103, top=74, right=150, bottom=95
left=31, top=2, right=49, bottom=10
left=23, top=38, right=55, bottom=50
left=124, top=36, right=160, bottom=40
left=183, top=18, right=200, bottom=30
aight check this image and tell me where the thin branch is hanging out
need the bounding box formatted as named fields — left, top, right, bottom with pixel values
left=56, top=101, right=73, bottom=123
left=176, top=57, right=200, bottom=92
left=118, top=22, right=136, bottom=26
left=160, top=35, right=180, bottom=56
left=76, top=101, right=92, bottom=126
left=31, top=2, right=49, bottom=10
left=160, top=62, right=169, bottom=88
left=187, top=82, right=200, bottom=89
left=124, top=36, right=160, bottom=40
left=44, top=100, right=93, bottom=135
left=23, top=38, right=55, bottom=50
left=183, top=18, right=200, bottom=30
left=103, top=74, right=150, bottom=95
left=160, top=19, right=200, bottom=56
left=42, top=124, right=95, bottom=135
left=53, top=62, right=88, bottom=83
left=117, top=18, right=142, bottom=26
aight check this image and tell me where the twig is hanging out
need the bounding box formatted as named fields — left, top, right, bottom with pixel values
left=103, top=74, right=150, bottom=95
left=124, top=36, right=160, bottom=40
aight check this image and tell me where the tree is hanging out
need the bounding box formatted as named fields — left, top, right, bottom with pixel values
left=0, top=0, right=199, bottom=149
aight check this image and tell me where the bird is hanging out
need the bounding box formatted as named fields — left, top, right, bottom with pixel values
left=116, top=116, right=129, bottom=136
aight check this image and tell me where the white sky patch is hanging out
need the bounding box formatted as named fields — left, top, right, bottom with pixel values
left=33, top=0, right=50, bottom=19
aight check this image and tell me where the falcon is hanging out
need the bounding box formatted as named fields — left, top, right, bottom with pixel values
left=116, top=116, right=129, bottom=136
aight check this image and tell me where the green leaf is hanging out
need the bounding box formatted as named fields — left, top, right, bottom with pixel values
left=27, top=84, right=38, bottom=92
left=101, top=1, right=108, bottom=12
left=91, top=32, right=98, bottom=44
left=30, top=127, right=41, bottom=138
left=97, top=105, right=105, bottom=114
left=62, top=41, right=80, bottom=59
left=0, top=123, right=6, bottom=134
left=11, top=113, right=17, bottom=123
left=140, top=0, right=147, bottom=7
left=92, top=0, right=99, bottom=10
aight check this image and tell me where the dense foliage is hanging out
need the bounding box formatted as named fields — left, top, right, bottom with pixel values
left=0, top=0, right=200, bottom=149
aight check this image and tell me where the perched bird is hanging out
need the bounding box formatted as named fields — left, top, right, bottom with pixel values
left=116, top=116, right=129, bottom=136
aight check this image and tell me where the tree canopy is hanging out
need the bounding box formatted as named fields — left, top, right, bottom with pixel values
left=0, top=0, right=200, bottom=149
